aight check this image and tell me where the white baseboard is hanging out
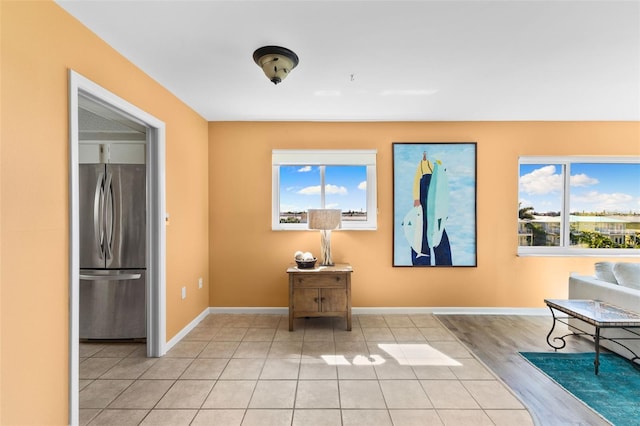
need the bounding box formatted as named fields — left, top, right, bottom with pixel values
left=165, top=307, right=211, bottom=352
left=208, top=307, right=289, bottom=314
left=358, top=307, right=550, bottom=315
left=204, top=306, right=550, bottom=316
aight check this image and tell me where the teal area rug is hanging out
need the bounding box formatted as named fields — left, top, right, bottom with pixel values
left=520, top=352, right=640, bottom=426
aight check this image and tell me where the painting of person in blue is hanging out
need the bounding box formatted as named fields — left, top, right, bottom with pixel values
left=412, top=152, right=452, bottom=266
left=394, top=142, right=476, bottom=267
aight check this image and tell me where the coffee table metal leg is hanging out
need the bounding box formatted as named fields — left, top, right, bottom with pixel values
left=546, top=306, right=567, bottom=351
left=594, top=327, right=601, bottom=375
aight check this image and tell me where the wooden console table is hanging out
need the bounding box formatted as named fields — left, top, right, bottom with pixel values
left=287, top=263, right=352, bottom=331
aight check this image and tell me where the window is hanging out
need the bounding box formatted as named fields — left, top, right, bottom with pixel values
left=518, top=156, right=640, bottom=256
left=272, top=150, right=377, bottom=230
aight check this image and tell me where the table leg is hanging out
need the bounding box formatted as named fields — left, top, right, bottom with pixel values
left=289, top=277, right=294, bottom=331
left=545, top=306, right=567, bottom=351
left=594, top=327, right=601, bottom=375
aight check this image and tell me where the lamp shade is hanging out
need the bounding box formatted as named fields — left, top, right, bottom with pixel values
left=308, top=209, right=341, bottom=230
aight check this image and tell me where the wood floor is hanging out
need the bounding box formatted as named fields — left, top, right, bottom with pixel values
left=437, top=315, right=610, bottom=426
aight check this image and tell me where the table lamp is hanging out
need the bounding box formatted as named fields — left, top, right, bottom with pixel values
left=308, top=209, right=342, bottom=266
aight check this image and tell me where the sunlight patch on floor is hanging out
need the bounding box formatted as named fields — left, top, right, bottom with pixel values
left=319, top=344, right=462, bottom=366
left=378, top=343, right=462, bottom=366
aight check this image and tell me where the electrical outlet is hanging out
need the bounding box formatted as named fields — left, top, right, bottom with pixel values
left=198, top=277, right=203, bottom=289
left=181, top=286, right=186, bottom=300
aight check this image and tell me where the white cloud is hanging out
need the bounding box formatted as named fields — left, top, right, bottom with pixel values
left=298, top=185, right=320, bottom=195
left=326, top=184, right=348, bottom=195
left=570, top=173, right=599, bottom=187
left=297, top=166, right=312, bottom=172
left=521, top=166, right=599, bottom=195
left=297, top=184, right=348, bottom=195
left=519, top=165, right=562, bottom=195
left=571, top=191, right=636, bottom=213
left=358, top=181, right=367, bottom=190
left=519, top=198, right=533, bottom=209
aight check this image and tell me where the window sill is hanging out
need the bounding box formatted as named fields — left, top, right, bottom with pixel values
left=518, top=247, right=640, bottom=257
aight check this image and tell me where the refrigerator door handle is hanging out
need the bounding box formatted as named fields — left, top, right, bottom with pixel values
left=79, top=271, right=142, bottom=281
left=93, top=171, right=105, bottom=259
left=104, top=171, right=114, bottom=260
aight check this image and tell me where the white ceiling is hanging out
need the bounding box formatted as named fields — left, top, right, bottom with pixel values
left=56, top=0, right=640, bottom=122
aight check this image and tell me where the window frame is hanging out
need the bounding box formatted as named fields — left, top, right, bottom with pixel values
left=272, top=149, right=377, bottom=231
left=518, top=156, right=640, bottom=257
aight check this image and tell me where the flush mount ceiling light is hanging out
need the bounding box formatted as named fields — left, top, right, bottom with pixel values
left=253, top=46, right=299, bottom=85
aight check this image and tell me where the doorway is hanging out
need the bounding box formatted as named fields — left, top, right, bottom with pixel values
left=68, top=70, right=167, bottom=425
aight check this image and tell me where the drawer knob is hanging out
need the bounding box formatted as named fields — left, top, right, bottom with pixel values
left=313, top=297, right=319, bottom=303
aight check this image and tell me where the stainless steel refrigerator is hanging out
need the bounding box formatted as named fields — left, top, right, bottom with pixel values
left=79, top=163, right=146, bottom=340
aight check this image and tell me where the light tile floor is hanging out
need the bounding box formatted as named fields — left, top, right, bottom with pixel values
left=79, top=314, right=534, bottom=425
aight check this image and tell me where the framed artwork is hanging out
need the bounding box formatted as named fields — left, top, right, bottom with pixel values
left=393, top=142, right=477, bottom=267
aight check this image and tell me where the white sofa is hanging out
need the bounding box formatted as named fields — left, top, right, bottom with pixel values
left=568, top=262, right=640, bottom=361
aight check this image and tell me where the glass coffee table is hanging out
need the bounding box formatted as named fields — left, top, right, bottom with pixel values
left=544, top=299, right=640, bottom=374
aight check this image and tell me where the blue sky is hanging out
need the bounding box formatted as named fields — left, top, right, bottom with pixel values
left=519, top=163, right=640, bottom=214
left=279, top=165, right=367, bottom=212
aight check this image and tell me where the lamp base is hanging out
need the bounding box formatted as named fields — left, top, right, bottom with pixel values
left=320, top=229, right=334, bottom=266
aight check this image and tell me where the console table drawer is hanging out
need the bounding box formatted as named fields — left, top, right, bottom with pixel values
left=293, top=274, right=348, bottom=288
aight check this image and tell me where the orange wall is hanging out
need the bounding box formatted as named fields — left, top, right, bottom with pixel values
left=2, top=1, right=639, bottom=424
left=208, top=122, right=640, bottom=308
left=1, top=1, right=209, bottom=424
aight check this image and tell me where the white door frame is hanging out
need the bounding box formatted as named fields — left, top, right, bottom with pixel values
left=68, top=70, right=167, bottom=425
